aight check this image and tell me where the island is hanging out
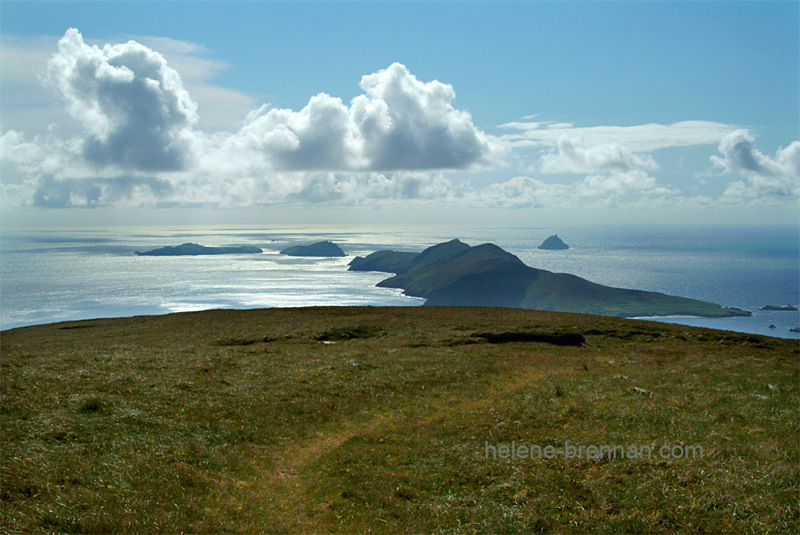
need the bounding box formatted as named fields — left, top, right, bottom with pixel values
left=280, top=240, right=346, bottom=257
left=349, top=250, right=418, bottom=273
left=538, top=234, right=569, bottom=250
left=135, top=243, right=262, bottom=256
left=760, top=305, right=798, bottom=311
left=350, top=239, right=750, bottom=318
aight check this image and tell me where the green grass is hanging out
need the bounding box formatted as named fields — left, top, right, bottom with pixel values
left=1, top=307, right=797, bottom=533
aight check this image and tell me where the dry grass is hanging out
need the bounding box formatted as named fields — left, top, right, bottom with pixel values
left=1, top=306, right=797, bottom=533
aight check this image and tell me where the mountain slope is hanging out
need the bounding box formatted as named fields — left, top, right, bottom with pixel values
left=348, top=250, right=419, bottom=274
left=356, top=240, right=749, bottom=318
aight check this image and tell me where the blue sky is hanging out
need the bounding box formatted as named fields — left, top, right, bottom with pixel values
left=1, top=0, right=798, bottom=227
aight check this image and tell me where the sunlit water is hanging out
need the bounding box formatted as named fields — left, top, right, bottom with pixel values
left=1, top=225, right=797, bottom=339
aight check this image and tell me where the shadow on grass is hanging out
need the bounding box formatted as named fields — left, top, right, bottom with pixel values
left=315, top=326, right=385, bottom=342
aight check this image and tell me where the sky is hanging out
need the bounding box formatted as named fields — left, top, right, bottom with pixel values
left=1, top=0, right=798, bottom=229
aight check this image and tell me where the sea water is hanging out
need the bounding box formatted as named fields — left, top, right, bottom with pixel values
left=1, top=225, right=797, bottom=339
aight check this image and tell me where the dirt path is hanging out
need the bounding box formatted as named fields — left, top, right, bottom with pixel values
left=257, top=365, right=576, bottom=531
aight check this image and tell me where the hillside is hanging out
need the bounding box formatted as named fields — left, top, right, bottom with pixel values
left=348, top=250, right=419, bottom=274
left=1, top=307, right=797, bottom=533
left=352, top=240, right=750, bottom=318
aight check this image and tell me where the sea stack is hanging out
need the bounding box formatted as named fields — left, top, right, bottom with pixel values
left=538, top=234, right=569, bottom=250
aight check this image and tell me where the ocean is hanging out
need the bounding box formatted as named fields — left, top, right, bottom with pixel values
left=1, top=225, right=798, bottom=339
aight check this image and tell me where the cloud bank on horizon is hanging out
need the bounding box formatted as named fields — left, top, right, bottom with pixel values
left=1, top=28, right=797, bottom=212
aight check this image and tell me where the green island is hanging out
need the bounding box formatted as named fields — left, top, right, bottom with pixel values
left=280, top=240, right=346, bottom=257
left=1, top=306, right=797, bottom=533
left=761, top=305, right=798, bottom=311
left=135, top=243, right=262, bottom=256
left=350, top=239, right=750, bottom=318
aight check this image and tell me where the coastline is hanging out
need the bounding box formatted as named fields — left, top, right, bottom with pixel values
left=2, top=224, right=797, bottom=339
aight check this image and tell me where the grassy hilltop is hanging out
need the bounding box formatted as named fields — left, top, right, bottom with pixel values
left=1, top=307, right=797, bottom=533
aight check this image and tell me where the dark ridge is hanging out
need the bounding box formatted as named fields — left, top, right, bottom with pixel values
left=136, top=243, right=262, bottom=256
left=214, top=336, right=276, bottom=346
left=315, top=325, right=384, bottom=341
left=473, top=332, right=586, bottom=346
left=214, top=338, right=257, bottom=347
left=58, top=324, right=97, bottom=330
left=405, top=239, right=471, bottom=271
left=583, top=329, right=662, bottom=340
left=348, top=250, right=419, bottom=274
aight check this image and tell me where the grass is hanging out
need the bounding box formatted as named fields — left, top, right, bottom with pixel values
left=1, top=306, right=797, bottom=533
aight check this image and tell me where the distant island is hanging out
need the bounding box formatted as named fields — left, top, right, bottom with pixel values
left=280, top=241, right=346, bottom=257
left=760, top=305, right=798, bottom=311
left=538, top=234, right=569, bottom=250
left=349, top=239, right=750, bottom=318
left=348, top=250, right=418, bottom=273
left=135, top=243, right=262, bottom=256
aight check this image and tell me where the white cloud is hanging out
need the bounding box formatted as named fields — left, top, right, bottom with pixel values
left=35, top=31, right=504, bottom=177
left=500, top=120, right=738, bottom=152
left=44, top=28, right=199, bottom=171
left=2, top=28, right=796, bottom=218
left=237, top=94, right=365, bottom=171
left=1, top=30, right=509, bottom=210
left=30, top=174, right=172, bottom=208
left=711, top=129, right=800, bottom=198
left=540, top=134, right=658, bottom=175
left=482, top=176, right=568, bottom=208
left=131, top=35, right=258, bottom=132
left=481, top=170, right=676, bottom=209
left=353, top=63, right=506, bottom=170
left=229, top=62, right=506, bottom=172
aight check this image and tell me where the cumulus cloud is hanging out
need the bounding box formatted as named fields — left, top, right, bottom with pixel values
left=237, top=94, right=365, bottom=171
left=283, top=171, right=460, bottom=205
left=44, top=28, right=199, bottom=171
left=353, top=63, right=505, bottom=170
left=232, top=62, right=506, bottom=172
left=24, top=30, right=504, bottom=186
left=540, top=134, right=658, bottom=175
left=31, top=174, right=172, bottom=208
left=4, top=28, right=796, bottom=217
left=1, top=29, right=511, bottom=210
left=482, top=176, right=568, bottom=208
left=711, top=129, right=800, bottom=197
left=0, top=127, right=174, bottom=208
left=482, top=170, right=675, bottom=209
left=132, top=35, right=258, bottom=133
